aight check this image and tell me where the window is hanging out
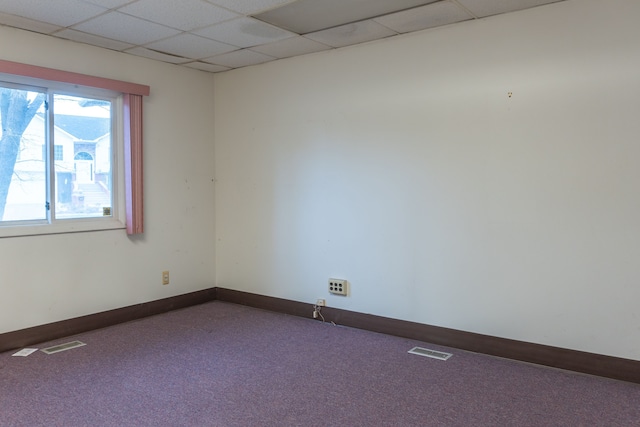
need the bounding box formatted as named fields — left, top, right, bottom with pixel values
left=40, top=145, right=63, bottom=161
left=0, top=60, right=149, bottom=237
left=1, top=85, right=117, bottom=224
left=54, top=145, right=63, bottom=161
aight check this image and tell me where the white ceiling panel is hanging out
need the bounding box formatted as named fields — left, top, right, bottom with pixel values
left=145, top=33, right=238, bottom=59
left=304, top=20, right=397, bottom=48
left=208, top=0, right=297, bottom=15
left=55, top=29, right=135, bottom=51
left=125, top=47, right=193, bottom=64
left=80, top=0, right=135, bottom=8
left=455, top=0, right=565, bottom=18
left=194, top=17, right=296, bottom=48
left=253, top=0, right=439, bottom=34
left=0, top=0, right=106, bottom=27
left=184, top=61, right=231, bottom=73
left=119, top=0, right=239, bottom=31
left=72, top=11, right=181, bottom=45
left=0, top=12, right=62, bottom=34
left=250, top=36, right=330, bottom=59
left=374, top=1, right=473, bottom=33
left=205, top=49, right=276, bottom=68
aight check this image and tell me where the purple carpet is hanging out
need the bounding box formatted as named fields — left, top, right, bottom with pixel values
left=1, top=301, right=639, bottom=426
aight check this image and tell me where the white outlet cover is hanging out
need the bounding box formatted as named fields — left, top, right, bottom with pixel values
left=328, top=278, right=347, bottom=295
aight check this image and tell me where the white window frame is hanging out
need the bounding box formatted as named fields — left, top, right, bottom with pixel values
left=0, top=74, right=126, bottom=238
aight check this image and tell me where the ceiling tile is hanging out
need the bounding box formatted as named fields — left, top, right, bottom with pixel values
left=0, top=12, right=62, bottom=34
left=125, top=46, right=192, bottom=63
left=374, top=1, right=474, bottom=33
left=119, top=0, right=238, bottom=31
left=54, top=29, right=134, bottom=50
left=456, top=0, right=564, bottom=18
left=144, top=33, right=238, bottom=59
left=0, top=0, right=107, bottom=27
left=250, top=36, right=330, bottom=59
left=72, top=11, right=181, bottom=45
left=80, top=0, right=137, bottom=8
left=194, top=17, right=296, bottom=48
left=254, top=0, right=439, bottom=34
left=204, top=49, right=276, bottom=68
left=183, top=61, right=231, bottom=73
left=207, top=0, right=297, bottom=15
left=304, top=20, right=397, bottom=48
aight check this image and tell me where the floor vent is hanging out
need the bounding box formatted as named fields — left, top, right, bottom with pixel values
left=41, top=340, right=86, bottom=355
left=408, top=346, right=452, bottom=361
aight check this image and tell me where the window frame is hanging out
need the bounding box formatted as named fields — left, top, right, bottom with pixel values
left=0, top=60, right=149, bottom=237
left=1, top=77, right=124, bottom=235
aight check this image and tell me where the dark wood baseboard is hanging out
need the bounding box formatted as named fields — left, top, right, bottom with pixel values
left=4, top=286, right=638, bottom=384
left=0, top=288, right=217, bottom=354
left=215, top=288, right=640, bottom=384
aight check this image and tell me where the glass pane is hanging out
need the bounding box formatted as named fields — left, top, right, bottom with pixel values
left=0, top=85, right=47, bottom=222
left=53, top=94, right=112, bottom=219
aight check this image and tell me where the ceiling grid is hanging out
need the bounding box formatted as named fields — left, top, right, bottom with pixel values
left=0, top=0, right=566, bottom=73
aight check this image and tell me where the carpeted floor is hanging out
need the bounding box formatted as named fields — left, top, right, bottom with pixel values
left=1, top=301, right=639, bottom=426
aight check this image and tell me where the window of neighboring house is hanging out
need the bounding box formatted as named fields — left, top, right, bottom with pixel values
left=0, top=60, right=148, bottom=237
left=54, top=145, right=63, bottom=161
left=41, top=145, right=64, bottom=161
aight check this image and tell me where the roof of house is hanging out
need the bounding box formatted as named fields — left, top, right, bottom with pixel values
left=54, top=115, right=110, bottom=142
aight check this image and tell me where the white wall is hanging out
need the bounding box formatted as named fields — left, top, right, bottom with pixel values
left=214, top=0, right=640, bottom=360
left=0, top=26, right=216, bottom=333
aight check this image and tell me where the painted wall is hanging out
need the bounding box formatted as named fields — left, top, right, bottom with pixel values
left=0, top=26, right=216, bottom=333
left=214, top=0, right=640, bottom=360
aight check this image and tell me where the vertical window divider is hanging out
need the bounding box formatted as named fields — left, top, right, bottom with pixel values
left=46, top=91, right=55, bottom=221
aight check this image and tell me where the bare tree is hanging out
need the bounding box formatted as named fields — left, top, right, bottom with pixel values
left=0, top=88, right=45, bottom=220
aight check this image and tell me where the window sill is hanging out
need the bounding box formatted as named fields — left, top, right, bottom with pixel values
left=0, top=218, right=126, bottom=238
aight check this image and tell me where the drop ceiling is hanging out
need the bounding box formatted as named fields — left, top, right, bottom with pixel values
left=0, top=0, right=566, bottom=73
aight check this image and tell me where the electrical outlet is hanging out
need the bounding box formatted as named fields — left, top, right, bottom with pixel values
left=162, top=271, right=170, bottom=285
left=316, top=299, right=326, bottom=307
left=329, top=278, right=347, bottom=296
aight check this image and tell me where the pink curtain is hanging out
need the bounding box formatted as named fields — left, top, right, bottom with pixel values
left=124, top=94, right=144, bottom=235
